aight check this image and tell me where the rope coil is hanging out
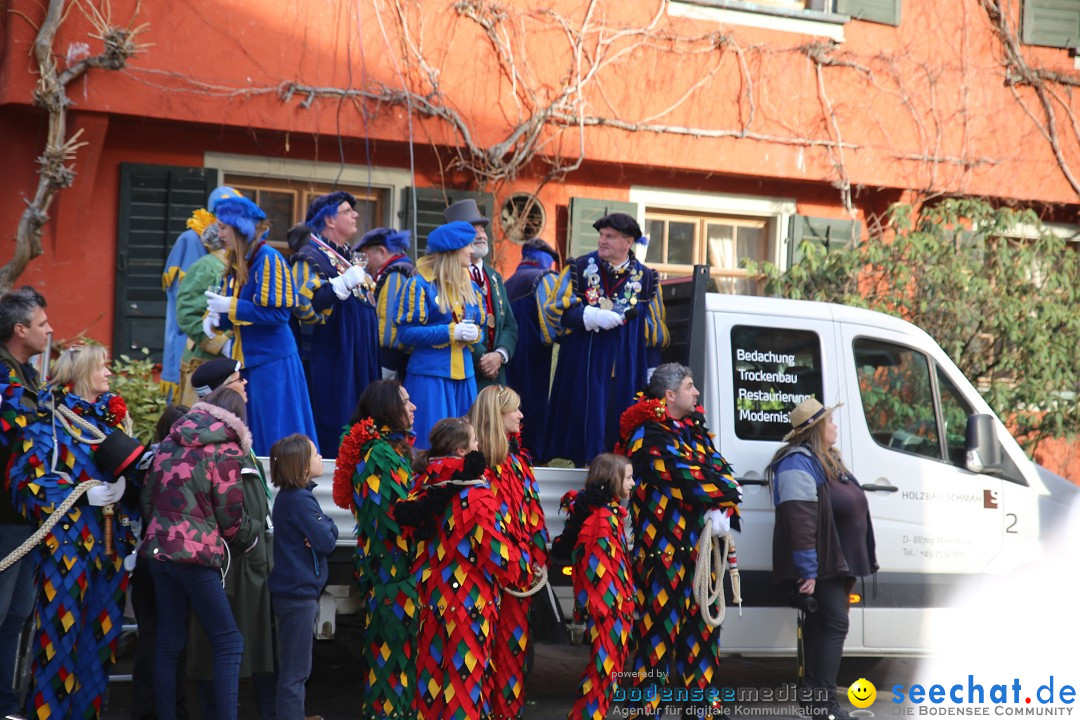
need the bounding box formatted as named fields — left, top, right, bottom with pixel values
left=0, top=476, right=101, bottom=573
left=503, top=565, right=548, bottom=598
left=693, top=525, right=742, bottom=628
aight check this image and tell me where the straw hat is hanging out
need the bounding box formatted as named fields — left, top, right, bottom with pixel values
left=783, top=398, right=843, bottom=442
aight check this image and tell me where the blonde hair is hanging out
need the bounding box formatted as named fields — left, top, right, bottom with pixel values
left=469, top=385, right=520, bottom=469
left=769, top=418, right=847, bottom=484
left=417, top=250, right=479, bottom=315
left=223, top=220, right=270, bottom=291
left=51, top=344, right=108, bottom=400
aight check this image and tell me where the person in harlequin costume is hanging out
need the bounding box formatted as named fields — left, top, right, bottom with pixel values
left=393, top=417, right=535, bottom=720
left=354, top=227, right=415, bottom=382
left=160, top=187, right=241, bottom=400
left=444, top=199, right=518, bottom=392
left=394, top=221, right=487, bottom=450
left=9, top=344, right=141, bottom=720
left=291, top=192, right=380, bottom=456
left=618, top=363, right=743, bottom=715
left=540, top=212, right=669, bottom=466
left=203, top=195, right=318, bottom=454
left=331, top=379, right=418, bottom=720
left=470, top=385, right=548, bottom=720
left=550, top=453, right=637, bottom=720
left=0, top=287, right=51, bottom=718
left=504, top=237, right=560, bottom=462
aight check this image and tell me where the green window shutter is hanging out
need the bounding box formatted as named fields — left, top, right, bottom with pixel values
left=401, top=187, right=495, bottom=259
left=567, top=198, right=638, bottom=259
left=114, top=163, right=215, bottom=362
left=1022, top=0, right=1080, bottom=48
left=787, top=214, right=861, bottom=266
left=835, top=0, right=902, bottom=26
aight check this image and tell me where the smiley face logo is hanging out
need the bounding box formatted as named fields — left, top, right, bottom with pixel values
left=848, top=678, right=877, bottom=708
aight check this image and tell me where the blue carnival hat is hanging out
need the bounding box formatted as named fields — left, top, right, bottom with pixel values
left=521, top=237, right=558, bottom=270
left=305, top=191, right=356, bottom=233
left=354, top=227, right=411, bottom=254
left=214, top=196, right=267, bottom=243
left=427, top=221, right=477, bottom=254
left=208, top=186, right=242, bottom=213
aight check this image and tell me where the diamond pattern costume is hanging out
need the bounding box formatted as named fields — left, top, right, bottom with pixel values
left=553, top=487, right=635, bottom=720
left=333, top=419, right=417, bottom=719
left=394, top=452, right=533, bottom=720
left=619, top=395, right=742, bottom=712
left=483, top=435, right=548, bottom=720
left=9, top=388, right=136, bottom=720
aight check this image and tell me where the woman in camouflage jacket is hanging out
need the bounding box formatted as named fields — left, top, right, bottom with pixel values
left=141, top=386, right=249, bottom=720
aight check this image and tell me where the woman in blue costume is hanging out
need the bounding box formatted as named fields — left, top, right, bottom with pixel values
left=9, top=345, right=141, bottom=720
left=291, top=192, right=381, bottom=456
left=204, top=195, right=318, bottom=454
left=394, top=221, right=486, bottom=450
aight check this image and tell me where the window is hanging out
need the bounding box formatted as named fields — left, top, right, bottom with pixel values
left=854, top=338, right=944, bottom=462
left=669, top=0, right=901, bottom=42
left=224, top=175, right=385, bottom=255
left=1022, top=0, right=1080, bottom=49
left=646, top=211, right=770, bottom=294
left=731, top=325, right=823, bottom=441
left=937, top=367, right=974, bottom=468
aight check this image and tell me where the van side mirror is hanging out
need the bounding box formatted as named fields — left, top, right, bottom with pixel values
left=965, top=414, right=1003, bottom=475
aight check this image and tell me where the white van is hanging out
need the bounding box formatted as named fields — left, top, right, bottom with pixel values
left=303, top=270, right=1076, bottom=656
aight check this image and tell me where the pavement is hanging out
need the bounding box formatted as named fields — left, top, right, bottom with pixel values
left=101, top=636, right=919, bottom=719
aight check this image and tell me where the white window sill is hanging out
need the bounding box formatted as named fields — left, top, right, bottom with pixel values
left=670, top=0, right=848, bottom=42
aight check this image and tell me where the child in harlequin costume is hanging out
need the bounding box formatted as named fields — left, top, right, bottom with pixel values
left=8, top=345, right=142, bottom=720
left=550, top=453, right=637, bottom=720
left=471, top=385, right=549, bottom=720
left=618, top=363, right=742, bottom=715
left=203, top=194, right=318, bottom=454
left=393, top=418, right=535, bottom=720
left=332, top=379, right=418, bottom=719
left=394, top=222, right=487, bottom=450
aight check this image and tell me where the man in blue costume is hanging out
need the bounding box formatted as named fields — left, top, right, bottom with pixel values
left=504, top=237, right=560, bottom=460
left=0, top=287, right=50, bottom=717
left=444, top=199, right=518, bottom=392
left=540, top=213, right=669, bottom=466
left=160, top=186, right=241, bottom=400
left=291, top=191, right=380, bottom=456
left=353, top=227, right=414, bottom=382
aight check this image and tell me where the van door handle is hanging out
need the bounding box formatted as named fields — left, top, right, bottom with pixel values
left=861, top=480, right=899, bottom=492
left=737, top=477, right=769, bottom=486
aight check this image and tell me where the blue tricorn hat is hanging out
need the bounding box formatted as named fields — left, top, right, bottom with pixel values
left=305, top=191, right=357, bottom=233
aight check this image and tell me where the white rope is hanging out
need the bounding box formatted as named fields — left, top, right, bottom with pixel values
left=0, top=476, right=100, bottom=572
left=693, top=526, right=741, bottom=628
left=503, top=565, right=548, bottom=599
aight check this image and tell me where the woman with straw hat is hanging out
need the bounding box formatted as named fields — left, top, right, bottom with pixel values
left=767, top=398, right=878, bottom=720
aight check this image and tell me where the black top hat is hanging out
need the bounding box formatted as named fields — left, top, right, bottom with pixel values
left=94, top=430, right=147, bottom=481
left=443, top=199, right=490, bottom=228
left=191, top=358, right=241, bottom=398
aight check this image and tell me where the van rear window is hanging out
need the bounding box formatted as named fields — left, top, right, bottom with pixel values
left=731, top=326, right=823, bottom=441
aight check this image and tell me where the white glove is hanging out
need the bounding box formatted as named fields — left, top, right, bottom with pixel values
left=204, top=291, right=232, bottom=315
left=86, top=476, right=126, bottom=506
left=583, top=305, right=601, bottom=332
left=221, top=338, right=234, bottom=359
left=453, top=322, right=480, bottom=343
left=646, top=366, right=657, bottom=383
left=596, top=309, right=624, bottom=331
left=381, top=367, right=398, bottom=380
left=329, top=274, right=352, bottom=300
left=704, top=508, right=730, bottom=535
left=202, top=312, right=220, bottom=338
left=342, top=265, right=368, bottom=289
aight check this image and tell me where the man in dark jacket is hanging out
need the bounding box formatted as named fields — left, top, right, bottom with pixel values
left=444, top=199, right=518, bottom=391
left=354, top=227, right=414, bottom=382
left=504, top=237, right=560, bottom=459
left=0, top=286, right=50, bottom=717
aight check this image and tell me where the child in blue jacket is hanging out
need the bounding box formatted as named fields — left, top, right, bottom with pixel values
left=268, top=434, right=339, bottom=720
